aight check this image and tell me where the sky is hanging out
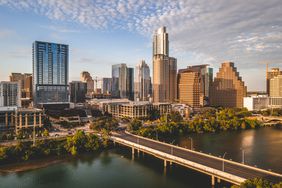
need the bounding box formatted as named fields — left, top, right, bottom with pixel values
left=0, top=0, right=281, bottom=91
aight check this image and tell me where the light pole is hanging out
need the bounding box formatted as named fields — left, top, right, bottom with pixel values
left=171, top=140, right=175, bottom=155
left=240, top=148, right=245, bottom=164
left=189, top=137, right=193, bottom=150
left=222, top=152, right=227, bottom=172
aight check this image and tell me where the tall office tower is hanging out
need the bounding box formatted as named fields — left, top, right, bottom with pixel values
left=0, top=81, right=21, bottom=107
left=210, top=62, right=247, bottom=108
left=134, top=60, right=151, bottom=101
left=80, top=71, right=94, bottom=96
left=112, top=64, right=134, bottom=100
left=177, top=70, right=201, bottom=108
left=270, top=75, right=282, bottom=97
left=169, top=57, right=177, bottom=102
left=102, top=78, right=112, bottom=94
left=153, top=27, right=169, bottom=56
left=178, top=65, right=213, bottom=106
left=152, top=26, right=177, bottom=103
left=267, top=68, right=282, bottom=96
left=10, top=73, right=32, bottom=99
left=33, top=41, right=69, bottom=105
left=70, top=81, right=87, bottom=103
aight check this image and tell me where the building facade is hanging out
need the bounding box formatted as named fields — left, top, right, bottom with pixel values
left=270, top=75, right=282, bottom=97
left=177, top=70, right=201, bottom=108
left=152, top=27, right=177, bottom=103
left=134, top=60, right=151, bottom=101
left=102, top=78, right=112, bottom=95
left=80, top=71, right=94, bottom=96
left=112, top=64, right=134, bottom=100
left=266, top=68, right=282, bottom=96
left=0, top=81, right=21, bottom=107
left=210, top=62, right=247, bottom=108
left=32, top=41, right=69, bottom=105
left=70, top=81, right=87, bottom=103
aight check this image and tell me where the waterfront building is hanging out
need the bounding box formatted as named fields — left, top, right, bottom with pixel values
left=0, top=81, right=21, bottom=107
left=152, top=27, right=177, bottom=103
left=32, top=41, right=69, bottom=105
left=244, top=95, right=282, bottom=111
left=80, top=71, right=94, bottom=96
left=210, top=62, right=247, bottom=108
left=134, top=60, right=151, bottom=101
left=70, top=81, right=87, bottom=103
left=266, top=68, right=282, bottom=96
left=112, top=64, right=134, bottom=100
left=270, top=75, right=282, bottom=97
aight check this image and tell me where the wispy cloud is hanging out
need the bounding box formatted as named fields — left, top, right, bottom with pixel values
left=40, top=25, right=81, bottom=33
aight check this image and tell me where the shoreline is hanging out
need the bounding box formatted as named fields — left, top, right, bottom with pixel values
left=0, top=156, right=67, bottom=173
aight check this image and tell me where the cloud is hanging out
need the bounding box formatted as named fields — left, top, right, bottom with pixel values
left=0, top=0, right=282, bottom=90
left=40, top=25, right=81, bottom=33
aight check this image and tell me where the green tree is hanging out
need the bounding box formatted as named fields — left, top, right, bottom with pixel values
left=43, top=129, right=49, bottom=137
left=128, top=119, right=142, bottom=132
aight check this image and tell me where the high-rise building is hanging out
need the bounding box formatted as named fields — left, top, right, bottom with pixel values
left=10, top=73, right=32, bottom=99
left=0, top=81, right=21, bottom=107
left=70, top=81, right=87, bottom=103
left=32, top=41, right=69, bottom=105
left=178, top=64, right=213, bottom=106
left=102, top=78, right=112, bottom=94
left=177, top=70, right=201, bottom=108
left=270, top=75, right=282, bottom=97
left=210, top=62, right=247, bottom=108
left=153, top=27, right=169, bottom=56
left=80, top=71, right=94, bottom=96
left=152, top=26, right=177, bottom=103
left=134, top=60, right=151, bottom=101
left=267, top=68, right=282, bottom=96
left=112, top=64, right=134, bottom=100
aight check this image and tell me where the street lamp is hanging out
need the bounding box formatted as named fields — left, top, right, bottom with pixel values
left=240, top=148, right=245, bottom=164
left=171, top=140, right=175, bottom=155
left=222, top=152, right=227, bottom=172
left=189, top=137, right=193, bottom=150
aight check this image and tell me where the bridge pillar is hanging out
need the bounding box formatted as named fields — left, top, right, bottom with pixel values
left=132, top=147, right=135, bottom=160
left=211, top=175, right=215, bottom=186
left=217, top=178, right=221, bottom=183
left=164, top=160, right=167, bottom=167
left=170, top=161, right=172, bottom=165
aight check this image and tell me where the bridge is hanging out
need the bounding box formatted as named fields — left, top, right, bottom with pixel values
left=111, top=131, right=282, bottom=186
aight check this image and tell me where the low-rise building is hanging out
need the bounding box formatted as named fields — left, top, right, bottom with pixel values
left=243, top=96, right=282, bottom=111
left=0, top=106, right=44, bottom=133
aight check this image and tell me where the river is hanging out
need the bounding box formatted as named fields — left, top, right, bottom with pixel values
left=0, top=127, right=281, bottom=188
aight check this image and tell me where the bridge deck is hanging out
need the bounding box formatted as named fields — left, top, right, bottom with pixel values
left=113, top=132, right=282, bottom=184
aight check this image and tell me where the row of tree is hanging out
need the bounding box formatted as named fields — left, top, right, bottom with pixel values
left=128, top=108, right=263, bottom=140
left=0, top=130, right=108, bottom=165
left=231, top=178, right=281, bottom=188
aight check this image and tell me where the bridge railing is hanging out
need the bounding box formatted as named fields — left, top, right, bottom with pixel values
left=122, top=131, right=282, bottom=178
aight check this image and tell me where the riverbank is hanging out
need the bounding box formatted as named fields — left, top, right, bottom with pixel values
left=0, top=157, right=66, bottom=173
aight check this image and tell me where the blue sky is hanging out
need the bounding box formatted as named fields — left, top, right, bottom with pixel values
left=0, top=0, right=281, bottom=91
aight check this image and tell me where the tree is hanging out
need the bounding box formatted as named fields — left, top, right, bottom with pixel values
left=128, top=119, right=142, bottom=132
left=65, top=130, right=87, bottom=155
left=148, top=108, right=160, bottom=121
left=43, top=129, right=49, bottom=137
left=85, top=134, right=99, bottom=152
left=0, top=147, right=8, bottom=160
left=168, top=111, right=183, bottom=123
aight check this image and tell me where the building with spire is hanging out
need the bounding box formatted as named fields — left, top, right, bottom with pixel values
left=152, top=26, right=177, bottom=103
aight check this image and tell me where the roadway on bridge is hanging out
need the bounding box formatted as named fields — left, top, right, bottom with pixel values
left=115, top=132, right=282, bottom=183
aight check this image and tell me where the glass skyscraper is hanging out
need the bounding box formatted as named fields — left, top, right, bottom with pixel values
left=32, top=41, right=69, bottom=105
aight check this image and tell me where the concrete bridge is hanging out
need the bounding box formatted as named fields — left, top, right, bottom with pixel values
left=111, top=131, right=282, bottom=186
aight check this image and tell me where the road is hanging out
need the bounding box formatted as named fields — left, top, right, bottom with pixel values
left=114, top=131, right=282, bottom=183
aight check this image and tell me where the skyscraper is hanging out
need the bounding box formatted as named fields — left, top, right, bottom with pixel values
left=0, top=81, right=21, bottom=107
left=270, top=75, right=282, bottom=97
left=112, top=64, right=134, bottom=100
left=267, top=68, right=282, bottom=96
left=177, top=70, right=201, bottom=108
left=10, top=73, right=32, bottom=99
left=134, top=60, right=151, bottom=101
left=70, top=81, right=87, bottom=103
left=152, top=26, right=177, bottom=103
left=80, top=71, right=94, bottom=96
left=32, top=41, right=69, bottom=105
left=210, top=62, right=247, bottom=108
left=178, top=65, right=213, bottom=106
left=102, top=78, right=112, bottom=94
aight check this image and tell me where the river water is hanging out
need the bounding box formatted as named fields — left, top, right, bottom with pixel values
left=0, top=127, right=281, bottom=188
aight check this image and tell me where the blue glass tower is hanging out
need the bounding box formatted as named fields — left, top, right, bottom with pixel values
left=32, top=41, right=69, bottom=105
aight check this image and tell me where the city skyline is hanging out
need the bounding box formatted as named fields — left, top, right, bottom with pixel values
left=0, top=1, right=282, bottom=91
